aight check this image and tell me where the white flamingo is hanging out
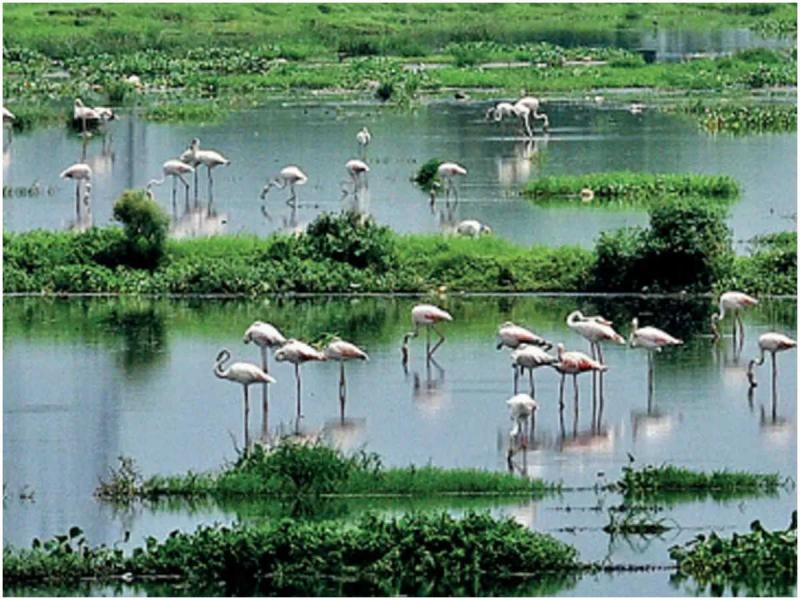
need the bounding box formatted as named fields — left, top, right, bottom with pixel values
left=496, top=321, right=550, bottom=350
left=146, top=159, right=195, bottom=210
left=243, top=321, right=287, bottom=432
left=261, top=165, right=308, bottom=205
left=73, top=98, right=100, bottom=133
left=343, top=159, right=369, bottom=194
left=510, top=344, right=558, bottom=395
left=507, top=393, right=538, bottom=449
left=436, top=162, right=467, bottom=204
left=515, top=96, right=549, bottom=133
left=59, top=163, right=92, bottom=214
left=182, top=138, right=230, bottom=199
left=402, top=304, right=453, bottom=363
left=747, top=333, right=796, bottom=388
left=629, top=317, right=683, bottom=395
left=213, top=348, right=275, bottom=452
left=455, top=219, right=492, bottom=237
left=711, top=291, right=758, bottom=341
left=356, top=127, right=371, bottom=156
left=324, top=338, right=369, bottom=417
left=554, top=343, right=607, bottom=410
left=274, top=339, right=326, bottom=423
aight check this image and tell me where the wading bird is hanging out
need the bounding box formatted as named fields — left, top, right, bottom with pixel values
left=629, top=317, right=683, bottom=395
left=506, top=393, right=538, bottom=450
left=59, top=162, right=92, bottom=214
left=566, top=310, right=625, bottom=362
left=711, top=291, right=758, bottom=342
left=436, top=162, right=467, bottom=204
left=496, top=322, right=550, bottom=350
left=455, top=219, right=492, bottom=237
left=510, top=344, right=558, bottom=395
left=356, top=127, right=371, bottom=156
left=213, top=348, right=275, bottom=452
left=146, top=159, right=195, bottom=211
left=554, top=343, right=607, bottom=410
left=343, top=159, right=369, bottom=194
left=485, top=101, right=517, bottom=122
left=243, top=321, right=287, bottom=433
left=402, top=304, right=453, bottom=364
left=261, top=165, right=308, bottom=205
left=73, top=99, right=100, bottom=133
left=274, top=339, right=326, bottom=424
left=747, top=332, right=796, bottom=388
left=515, top=96, right=549, bottom=133
left=182, top=138, right=230, bottom=199
left=324, top=338, right=369, bottom=418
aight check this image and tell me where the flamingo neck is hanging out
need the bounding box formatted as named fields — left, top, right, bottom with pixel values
left=214, top=351, right=230, bottom=379
left=566, top=311, right=583, bottom=326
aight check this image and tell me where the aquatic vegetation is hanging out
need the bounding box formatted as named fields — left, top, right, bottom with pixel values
left=3, top=512, right=580, bottom=594
left=112, top=189, right=170, bottom=270
left=445, top=41, right=644, bottom=68
left=726, top=232, right=797, bottom=296
left=524, top=172, right=740, bottom=203
left=602, top=504, right=674, bottom=536
left=669, top=512, right=797, bottom=596
left=94, top=456, right=144, bottom=503
left=674, top=101, right=797, bottom=134
left=616, top=464, right=783, bottom=497
left=143, top=101, right=227, bottom=123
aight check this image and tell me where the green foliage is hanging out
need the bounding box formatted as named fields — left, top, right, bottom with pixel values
left=669, top=512, right=797, bottom=596
left=3, top=512, right=580, bottom=594
left=94, top=456, right=144, bottom=502
left=414, top=158, right=442, bottom=190
left=724, top=232, right=797, bottom=295
left=524, top=172, right=740, bottom=203
left=676, top=101, right=797, bottom=134
left=302, top=211, right=397, bottom=271
left=616, top=464, right=783, bottom=497
left=112, top=190, right=170, bottom=269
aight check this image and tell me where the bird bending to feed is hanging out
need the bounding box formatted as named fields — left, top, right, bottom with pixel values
left=324, top=338, right=369, bottom=418
left=146, top=159, right=195, bottom=211
left=747, top=332, right=796, bottom=388
left=506, top=393, right=538, bottom=450
left=554, top=343, right=607, bottom=410
left=515, top=96, right=549, bottom=133
left=60, top=163, right=92, bottom=214
left=344, top=159, right=369, bottom=194
left=182, top=138, right=230, bottom=199
left=73, top=98, right=100, bottom=132
left=629, top=317, right=683, bottom=394
left=497, top=321, right=551, bottom=350
left=243, top=321, right=287, bottom=431
left=485, top=101, right=516, bottom=122
left=356, top=127, right=371, bottom=155
left=275, top=339, right=326, bottom=423
left=711, top=291, right=758, bottom=342
left=455, top=219, right=491, bottom=237
left=510, top=344, right=558, bottom=395
left=213, top=348, right=275, bottom=452
left=436, top=162, right=467, bottom=204
left=261, top=165, right=308, bottom=205
left=403, top=304, right=453, bottom=363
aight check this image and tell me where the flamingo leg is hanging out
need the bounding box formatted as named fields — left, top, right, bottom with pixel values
left=596, top=344, right=606, bottom=405
left=207, top=166, right=214, bottom=201
left=558, top=373, right=566, bottom=410
left=261, top=347, right=270, bottom=442
left=75, top=182, right=81, bottom=216
left=771, top=351, right=777, bottom=395
left=193, top=169, right=199, bottom=204
left=529, top=411, right=535, bottom=444
left=287, top=183, right=297, bottom=206
left=528, top=368, right=535, bottom=396
left=171, top=176, right=177, bottom=208
left=513, top=365, right=519, bottom=394
left=428, top=325, right=446, bottom=358
left=295, top=363, right=302, bottom=421
left=339, top=362, right=346, bottom=421
left=573, top=373, right=579, bottom=415
left=426, top=325, right=431, bottom=359
left=243, top=384, right=250, bottom=455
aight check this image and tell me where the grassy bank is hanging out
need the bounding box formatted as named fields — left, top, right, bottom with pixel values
left=523, top=172, right=739, bottom=203
left=669, top=512, right=797, bottom=596
left=96, top=444, right=548, bottom=501
left=4, top=203, right=796, bottom=296
left=616, top=464, right=783, bottom=497
left=3, top=512, right=579, bottom=595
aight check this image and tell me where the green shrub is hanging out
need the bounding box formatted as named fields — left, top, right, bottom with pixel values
left=413, top=158, right=442, bottom=190
left=301, top=211, right=397, bottom=271
left=112, top=190, right=170, bottom=269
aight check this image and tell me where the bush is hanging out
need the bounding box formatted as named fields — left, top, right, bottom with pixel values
left=301, top=211, right=397, bottom=271
left=413, top=158, right=442, bottom=190
left=112, top=190, right=170, bottom=269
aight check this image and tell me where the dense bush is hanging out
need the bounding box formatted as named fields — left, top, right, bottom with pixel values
left=724, top=232, right=797, bottom=295
left=112, top=190, right=170, bottom=269
left=300, top=211, right=397, bottom=271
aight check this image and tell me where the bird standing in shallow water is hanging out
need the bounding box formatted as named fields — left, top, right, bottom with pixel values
left=436, top=162, right=467, bottom=204
left=506, top=393, right=538, bottom=454
left=324, top=338, right=369, bottom=419
left=182, top=138, right=230, bottom=201
left=60, top=163, right=92, bottom=215
left=356, top=127, right=371, bottom=157
left=510, top=344, right=558, bottom=395
left=747, top=332, right=796, bottom=388
left=147, top=159, right=195, bottom=212
left=554, top=343, right=607, bottom=411
left=275, top=339, right=326, bottom=427
left=213, top=348, right=275, bottom=453
left=261, top=165, right=308, bottom=206
left=402, top=304, right=453, bottom=364
left=497, top=321, right=550, bottom=350
left=629, top=317, right=683, bottom=397
left=243, top=321, right=287, bottom=437
left=711, top=291, right=758, bottom=343
left=343, top=159, right=369, bottom=196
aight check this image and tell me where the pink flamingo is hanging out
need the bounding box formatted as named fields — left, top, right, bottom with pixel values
left=60, top=163, right=92, bottom=214
left=343, top=159, right=369, bottom=194
left=629, top=317, right=683, bottom=395
left=243, top=321, right=287, bottom=433
left=711, top=291, right=758, bottom=342
left=182, top=138, right=230, bottom=199
left=275, top=339, right=326, bottom=422
left=147, top=159, right=195, bottom=211
left=510, top=344, right=558, bottom=395
left=497, top=321, right=551, bottom=350
left=436, top=162, right=467, bottom=203
left=515, top=96, right=550, bottom=132
left=402, top=304, right=453, bottom=363
left=261, top=165, right=308, bottom=205
left=506, top=393, right=538, bottom=452
left=324, top=338, right=369, bottom=418
left=747, top=332, right=796, bottom=388
left=554, top=343, right=607, bottom=410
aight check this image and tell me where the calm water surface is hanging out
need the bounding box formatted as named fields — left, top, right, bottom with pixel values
left=3, top=101, right=795, bottom=250
left=4, top=295, right=796, bottom=595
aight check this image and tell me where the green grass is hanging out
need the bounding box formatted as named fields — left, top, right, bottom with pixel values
left=669, top=512, right=797, bottom=596
left=524, top=172, right=740, bottom=203
left=616, top=464, right=784, bottom=497
left=672, top=100, right=797, bottom=134
left=3, top=512, right=580, bottom=595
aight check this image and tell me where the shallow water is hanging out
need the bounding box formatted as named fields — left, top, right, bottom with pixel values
left=3, top=101, right=795, bottom=250
left=4, top=295, right=796, bottom=586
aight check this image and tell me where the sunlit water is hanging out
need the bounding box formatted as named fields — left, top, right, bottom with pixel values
left=3, top=295, right=796, bottom=595
left=3, top=101, right=796, bottom=250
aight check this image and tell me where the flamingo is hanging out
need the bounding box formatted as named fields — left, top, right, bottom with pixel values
left=747, top=333, right=796, bottom=388
left=485, top=101, right=516, bottom=122
left=261, top=165, right=308, bottom=205
left=59, top=163, right=92, bottom=214
left=402, top=304, right=453, bottom=363
left=455, top=219, right=492, bottom=237
left=356, top=127, right=371, bottom=156
left=213, top=348, right=275, bottom=452
left=510, top=344, right=558, bottom=395
left=629, top=317, right=683, bottom=396
left=146, top=159, right=195, bottom=211
left=554, top=343, right=607, bottom=410
left=73, top=98, right=100, bottom=133
left=183, top=138, right=230, bottom=199
left=274, top=339, right=326, bottom=423
left=711, top=291, right=758, bottom=342
left=343, top=159, right=369, bottom=195
left=515, top=96, right=549, bottom=133
left=566, top=310, right=625, bottom=363
left=496, top=321, right=550, bottom=350
left=436, top=162, right=467, bottom=204
left=324, top=338, right=369, bottom=418
left=243, top=321, right=287, bottom=434
left=506, top=393, right=538, bottom=450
